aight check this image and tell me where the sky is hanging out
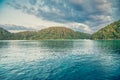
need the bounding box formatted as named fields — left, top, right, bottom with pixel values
left=0, top=0, right=120, bottom=33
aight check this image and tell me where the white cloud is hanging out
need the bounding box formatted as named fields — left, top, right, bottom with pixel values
left=1, top=0, right=118, bottom=33
left=0, top=2, right=92, bottom=33
left=90, top=15, right=112, bottom=22
left=0, top=5, right=65, bottom=29
left=67, top=22, right=92, bottom=33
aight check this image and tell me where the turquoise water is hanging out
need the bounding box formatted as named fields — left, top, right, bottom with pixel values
left=0, top=40, right=120, bottom=80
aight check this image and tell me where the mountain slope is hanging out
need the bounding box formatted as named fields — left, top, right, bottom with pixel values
left=0, top=27, right=12, bottom=40
left=13, top=27, right=91, bottom=40
left=92, top=20, right=120, bottom=39
left=13, top=31, right=36, bottom=40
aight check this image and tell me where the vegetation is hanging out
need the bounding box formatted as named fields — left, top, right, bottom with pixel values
left=13, top=31, right=36, bottom=40
left=13, top=27, right=91, bottom=40
left=0, top=27, right=12, bottom=40
left=92, top=20, right=120, bottom=39
left=1, top=19, right=120, bottom=40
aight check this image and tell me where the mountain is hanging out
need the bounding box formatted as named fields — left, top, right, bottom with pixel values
left=92, top=20, right=120, bottom=39
left=0, top=27, right=12, bottom=40
left=13, top=27, right=91, bottom=40
left=13, top=31, right=36, bottom=40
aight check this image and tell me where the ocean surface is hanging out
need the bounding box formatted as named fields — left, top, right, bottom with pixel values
left=0, top=40, right=120, bottom=80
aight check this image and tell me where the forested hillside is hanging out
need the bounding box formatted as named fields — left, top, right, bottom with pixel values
left=13, top=27, right=91, bottom=40
left=0, top=27, right=12, bottom=40
left=92, top=20, right=120, bottom=39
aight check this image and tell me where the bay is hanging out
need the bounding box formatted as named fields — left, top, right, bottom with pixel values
left=0, top=40, right=120, bottom=80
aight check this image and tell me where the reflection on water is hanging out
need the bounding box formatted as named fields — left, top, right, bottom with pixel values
left=0, top=41, right=9, bottom=48
left=0, top=40, right=120, bottom=80
left=39, top=40, right=74, bottom=53
left=95, top=40, right=120, bottom=54
left=40, top=40, right=73, bottom=48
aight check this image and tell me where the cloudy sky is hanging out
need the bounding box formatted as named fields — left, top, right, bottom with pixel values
left=0, top=0, right=120, bottom=33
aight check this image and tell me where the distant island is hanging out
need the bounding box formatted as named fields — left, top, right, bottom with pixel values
left=0, top=20, right=120, bottom=40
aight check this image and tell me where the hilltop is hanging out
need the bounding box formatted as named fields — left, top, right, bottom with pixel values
left=1, top=20, right=120, bottom=40
left=13, top=27, right=91, bottom=40
left=92, top=20, right=120, bottom=39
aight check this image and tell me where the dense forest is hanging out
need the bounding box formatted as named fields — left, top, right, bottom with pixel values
left=0, top=20, right=120, bottom=40
left=92, top=20, right=120, bottom=39
left=0, top=27, right=91, bottom=40
left=0, top=27, right=12, bottom=40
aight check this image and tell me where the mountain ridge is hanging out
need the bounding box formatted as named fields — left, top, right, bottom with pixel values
left=13, top=27, right=91, bottom=40
left=1, top=19, right=120, bottom=40
left=92, top=20, right=120, bottom=39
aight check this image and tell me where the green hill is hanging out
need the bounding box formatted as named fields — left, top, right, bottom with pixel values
left=13, top=31, right=36, bottom=40
left=0, top=27, right=12, bottom=40
left=13, top=27, right=91, bottom=40
left=92, top=20, right=120, bottom=39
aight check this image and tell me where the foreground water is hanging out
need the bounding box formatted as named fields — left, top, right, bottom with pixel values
left=0, top=40, right=120, bottom=80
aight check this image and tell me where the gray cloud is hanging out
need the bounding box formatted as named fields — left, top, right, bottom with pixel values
left=5, top=0, right=120, bottom=33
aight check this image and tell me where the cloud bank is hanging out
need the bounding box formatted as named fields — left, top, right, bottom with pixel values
left=0, top=0, right=120, bottom=33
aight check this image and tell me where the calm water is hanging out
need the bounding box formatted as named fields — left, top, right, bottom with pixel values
left=0, top=40, right=120, bottom=80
